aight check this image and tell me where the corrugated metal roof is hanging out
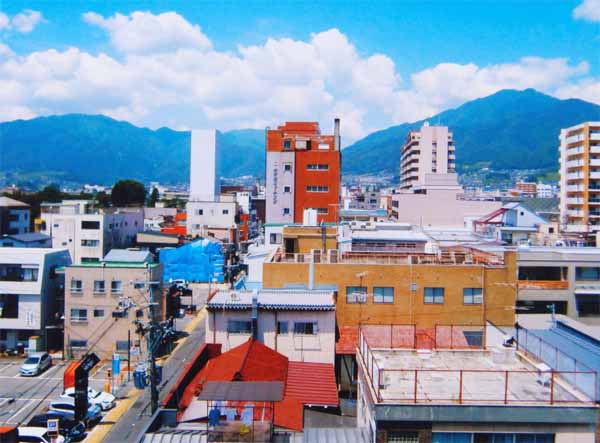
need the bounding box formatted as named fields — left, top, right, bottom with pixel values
left=0, top=196, right=28, bottom=207
left=303, top=427, right=370, bottom=443
left=142, top=430, right=206, bottom=443
left=3, top=233, right=51, bottom=242
left=103, top=249, right=151, bottom=263
left=198, top=381, right=284, bottom=401
left=207, top=289, right=335, bottom=311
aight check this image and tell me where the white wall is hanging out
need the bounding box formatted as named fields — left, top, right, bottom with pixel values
left=206, top=308, right=335, bottom=364
left=186, top=201, right=237, bottom=236
left=190, top=129, right=221, bottom=202
left=266, top=151, right=295, bottom=223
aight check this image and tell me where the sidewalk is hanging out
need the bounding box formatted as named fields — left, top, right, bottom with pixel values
left=85, top=308, right=206, bottom=443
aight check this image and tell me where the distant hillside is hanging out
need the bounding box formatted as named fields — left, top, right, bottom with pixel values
left=0, top=114, right=264, bottom=184
left=342, top=89, right=600, bottom=175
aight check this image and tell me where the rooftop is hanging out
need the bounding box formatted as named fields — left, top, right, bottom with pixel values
left=103, top=249, right=152, bottom=263
left=207, top=289, right=335, bottom=311
left=351, top=229, right=429, bottom=242
left=1, top=233, right=51, bottom=243
left=0, top=196, right=28, bottom=207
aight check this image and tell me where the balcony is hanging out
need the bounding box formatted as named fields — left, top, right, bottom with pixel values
left=591, top=133, right=600, bottom=141
left=566, top=134, right=584, bottom=144
left=517, top=280, right=569, bottom=290
left=590, top=172, right=600, bottom=180
left=590, top=159, right=600, bottom=167
left=566, top=185, right=584, bottom=192
left=591, top=146, right=600, bottom=155
left=567, top=197, right=583, bottom=205
left=567, top=172, right=584, bottom=180
left=566, top=160, right=584, bottom=168
left=568, top=209, right=585, bottom=217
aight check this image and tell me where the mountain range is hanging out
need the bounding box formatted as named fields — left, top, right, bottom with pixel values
left=1, top=89, right=599, bottom=185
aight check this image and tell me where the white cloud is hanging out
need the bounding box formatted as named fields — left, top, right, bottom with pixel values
left=0, top=12, right=9, bottom=30
left=573, top=0, right=600, bottom=22
left=0, top=11, right=598, bottom=143
left=83, top=11, right=211, bottom=54
left=0, top=44, right=15, bottom=59
left=11, top=9, right=44, bottom=33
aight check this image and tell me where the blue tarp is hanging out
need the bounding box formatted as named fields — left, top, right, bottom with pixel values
left=159, top=238, right=224, bottom=283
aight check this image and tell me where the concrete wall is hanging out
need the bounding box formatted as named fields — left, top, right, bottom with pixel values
left=186, top=201, right=237, bottom=237
left=263, top=252, right=517, bottom=328
left=190, top=129, right=221, bottom=202
left=206, top=308, right=335, bottom=364
left=266, top=151, right=295, bottom=224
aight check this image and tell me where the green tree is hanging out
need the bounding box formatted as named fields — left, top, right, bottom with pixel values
left=111, top=180, right=146, bottom=206
left=148, top=187, right=159, bottom=207
left=37, top=184, right=62, bottom=202
left=95, top=191, right=111, bottom=207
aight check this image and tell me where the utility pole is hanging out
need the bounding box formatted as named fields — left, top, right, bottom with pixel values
left=148, top=281, right=159, bottom=414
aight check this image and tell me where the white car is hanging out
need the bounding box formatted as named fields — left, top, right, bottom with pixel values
left=60, top=387, right=116, bottom=411
left=19, top=352, right=52, bottom=376
left=18, top=426, right=65, bottom=443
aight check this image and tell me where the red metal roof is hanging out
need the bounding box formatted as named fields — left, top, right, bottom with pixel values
left=336, top=326, right=359, bottom=354
left=286, top=362, right=339, bottom=407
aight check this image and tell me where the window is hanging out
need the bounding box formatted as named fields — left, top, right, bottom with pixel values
left=93, top=309, right=105, bottom=318
left=269, top=233, right=282, bottom=244
left=518, top=266, right=567, bottom=281
left=516, top=300, right=567, bottom=314
left=463, top=288, right=483, bottom=305
left=576, top=294, right=600, bottom=317
left=424, top=287, right=444, bottom=304
left=294, top=322, right=317, bottom=335
left=81, top=221, right=100, bottom=230
left=307, top=164, right=329, bottom=171
left=277, top=321, right=289, bottom=334
left=283, top=208, right=290, bottom=215
left=93, top=280, right=105, bottom=294
left=70, top=308, right=87, bottom=322
left=116, top=340, right=129, bottom=352
left=284, top=186, right=291, bottom=193
left=306, top=185, right=329, bottom=192
left=81, top=257, right=100, bottom=263
left=346, top=286, right=367, bottom=304
left=222, top=209, right=229, bottom=215
left=576, top=267, right=600, bottom=281
left=70, top=280, right=83, bottom=294
left=0, top=294, right=18, bottom=318
left=111, top=280, right=123, bottom=294
left=81, top=239, right=99, bottom=247
left=283, top=140, right=291, bottom=150
left=70, top=339, right=87, bottom=348
left=0, top=264, right=39, bottom=282
left=373, top=287, right=394, bottom=304
left=227, top=320, right=252, bottom=334
left=284, top=163, right=292, bottom=172
left=316, top=208, right=328, bottom=214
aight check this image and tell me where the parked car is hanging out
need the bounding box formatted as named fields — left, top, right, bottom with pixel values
left=28, top=413, right=86, bottom=442
left=60, top=387, right=116, bottom=411
left=48, top=398, right=102, bottom=424
left=19, top=353, right=52, bottom=376
left=17, top=427, right=65, bottom=443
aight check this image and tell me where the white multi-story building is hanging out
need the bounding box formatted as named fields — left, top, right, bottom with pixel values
left=0, top=248, right=71, bottom=351
left=400, top=123, right=458, bottom=191
left=0, top=196, right=30, bottom=236
left=40, top=200, right=144, bottom=263
left=559, top=121, right=600, bottom=232
left=536, top=183, right=554, bottom=198
left=206, top=289, right=336, bottom=364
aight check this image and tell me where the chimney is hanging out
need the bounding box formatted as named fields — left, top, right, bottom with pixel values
left=334, top=118, right=340, bottom=151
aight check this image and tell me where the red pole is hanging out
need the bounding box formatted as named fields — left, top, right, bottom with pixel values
left=504, top=371, right=509, bottom=404
left=459, top=370, right=463, bottom=404
left=413, top=370, right=418, bottom=403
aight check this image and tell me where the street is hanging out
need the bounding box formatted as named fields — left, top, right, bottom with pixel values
left=0, top=359, right=109, bottom=428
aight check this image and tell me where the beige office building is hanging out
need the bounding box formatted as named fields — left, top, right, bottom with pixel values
left=64, top=257, right=163, bottom=359
left=559, top=121, right=600, bottom=232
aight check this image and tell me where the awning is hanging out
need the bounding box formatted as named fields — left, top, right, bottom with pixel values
left=198, top=381, right=284, bottom=401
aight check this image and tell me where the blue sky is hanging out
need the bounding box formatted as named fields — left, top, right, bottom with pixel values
left=1, top=0, right=599, bottom=141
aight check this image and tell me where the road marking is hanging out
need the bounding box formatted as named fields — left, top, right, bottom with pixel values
left=0, top=364, right=13, bottom=373
left=6, top=399, right=32, bottom=423
left=1, top=375, right=63, bottom=380
left=40, top=364, right=62, bottom=379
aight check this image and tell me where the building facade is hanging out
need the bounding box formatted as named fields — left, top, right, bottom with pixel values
left=40, top=201, right=144, bottom=264
left=400, top=123, right=457, bottom=191
left=64, top=260, right=163, bottom=359
left=0, top=248, right=71, bottom=351
left=559, top=121, right=600, bottom=232
left=206, top=289, right=336, bottom=364
left=266, top=120, right=341, bottom=224
left=0, top=196, right=30, bottom=236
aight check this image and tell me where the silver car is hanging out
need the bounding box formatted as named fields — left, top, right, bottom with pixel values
left=19, top=352, right=52, bottom=376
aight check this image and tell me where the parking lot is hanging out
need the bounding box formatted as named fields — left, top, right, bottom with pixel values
left=0, top=359, right=114, bottom=427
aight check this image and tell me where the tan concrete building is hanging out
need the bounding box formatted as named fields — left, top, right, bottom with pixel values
left=64, top=258, right=163, bottom=359
left=559, top=121, right=600, bottom=232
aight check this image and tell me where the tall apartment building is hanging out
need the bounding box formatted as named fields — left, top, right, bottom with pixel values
left=40, top=200, right=144, bottom=263
left=559, top=121, right=600, bottom=232
left=400, top=123, right=458, bottom=191
left=266, top=120, right=341, bottom=224
left=0, top=196, right=30, bottom=236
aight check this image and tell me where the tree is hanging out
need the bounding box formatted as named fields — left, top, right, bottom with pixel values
left=111, top=180, right=146, bottom=206
left=37, top=185, right=62, bottom=203
left=148, top=187, right=159, bottom=207
left=95, top=191, right=111, bottom=207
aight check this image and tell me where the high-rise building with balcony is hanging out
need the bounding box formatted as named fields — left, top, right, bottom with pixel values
left=559, top=122, right=600, bottom=232
left=400, top=123, right=458, bottom=192
left=266, top=120, right=341, bottom=224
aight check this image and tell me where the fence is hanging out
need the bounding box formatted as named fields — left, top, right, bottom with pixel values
left=358, top=324, right=485, bottom=350
left=517, top=326, right=598, bottom=401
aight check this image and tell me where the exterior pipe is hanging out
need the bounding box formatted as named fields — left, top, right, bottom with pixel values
left=334, top=118, right=340, bottom=151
